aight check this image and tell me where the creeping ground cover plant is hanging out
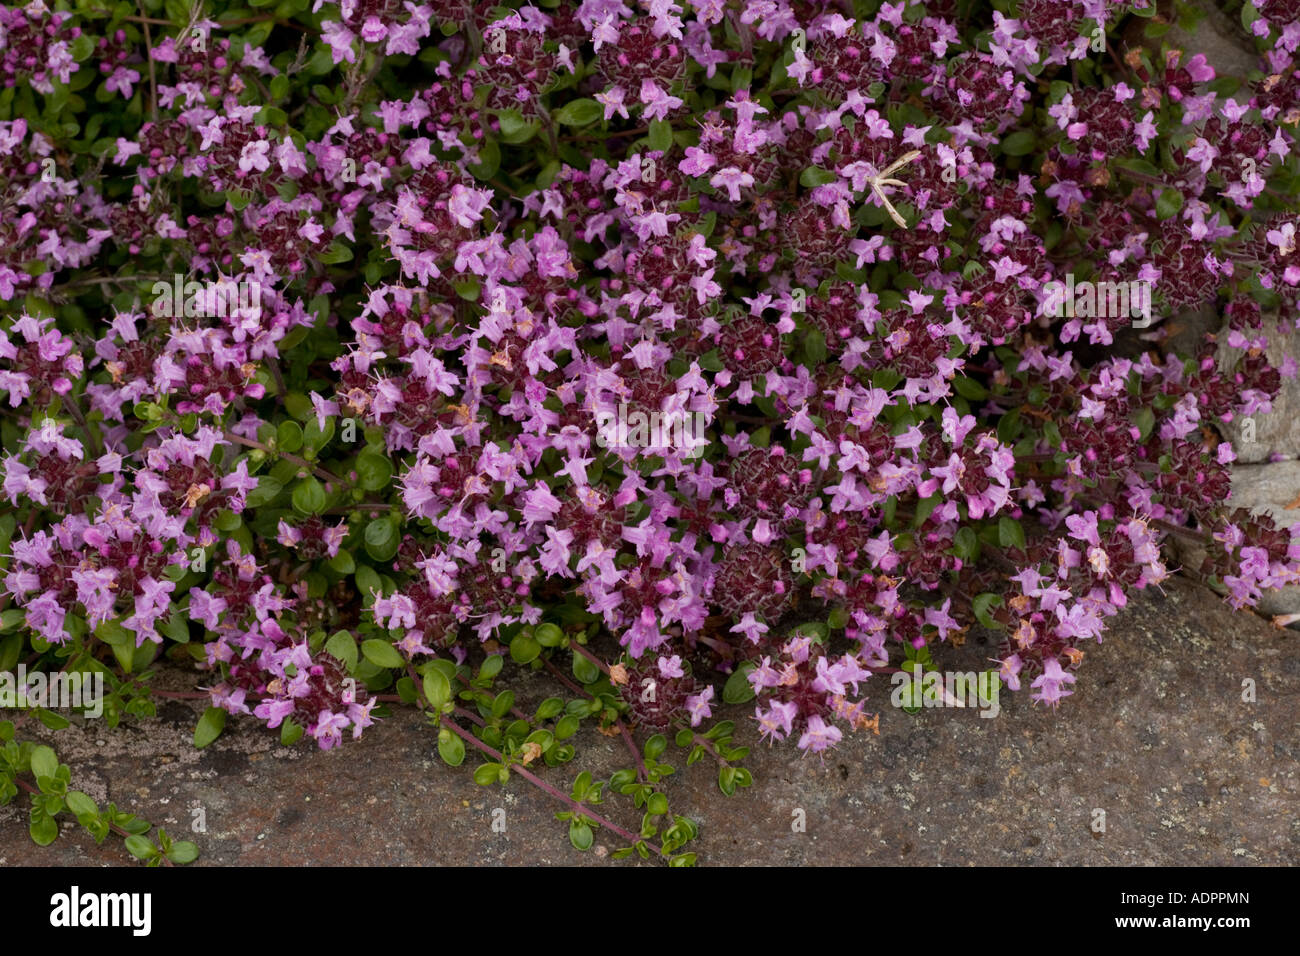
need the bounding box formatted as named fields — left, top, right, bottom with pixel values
left=1, top=0, right=1299, bottom=864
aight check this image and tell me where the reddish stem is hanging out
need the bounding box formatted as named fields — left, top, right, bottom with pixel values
left=15, top=777, right=174, bottom=866
left=439, top=718, right=664, bottom=856
left=568, top=640, right=609, bottom=675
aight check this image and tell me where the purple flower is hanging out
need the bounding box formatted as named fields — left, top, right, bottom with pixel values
left=254, top=698, right=295, bottom=729
left=797, top=716, right=842, bottom=753
left=312, top=709, right=352, bottom=750
left=755, top=700, right=798, bottom=742
left=596, top=86, right=629, bottom=120
left=685, top=685, right=714, bottom=727
left=1030, top=658, right=1076, bottom=708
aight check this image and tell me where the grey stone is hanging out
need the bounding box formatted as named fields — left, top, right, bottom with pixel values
left=1, top=577, right=1296, bottom=866
left=1218, top=314, right=1300, bottom=463
left=1161, top=302, right=1221, bottom=357
left=1230, top=460, right=1300, bottom=527
left=1230, top=461, right=1300, bottom=616
left=1164, top=1, right=1262, bottom=81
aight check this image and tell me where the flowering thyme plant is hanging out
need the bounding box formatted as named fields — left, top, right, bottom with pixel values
left=2, top=0, right=1299, bottom=864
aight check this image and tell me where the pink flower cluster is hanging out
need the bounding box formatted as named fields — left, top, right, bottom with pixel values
left=3, top=0, right=1300, bottom=755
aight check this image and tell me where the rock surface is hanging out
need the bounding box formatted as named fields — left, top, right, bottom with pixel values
left=1164, top=1, right=1262, bottom=81
left=1227, top=461, right=1300, bottom=616
left=1, top=577, right=1296, bottom=866
left=1230, top=460, right=1300, bottom=527
left=1218, top=314, right=1300, bottom=464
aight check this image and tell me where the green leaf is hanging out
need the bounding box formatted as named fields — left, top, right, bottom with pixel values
left=291, top=476, right=328, bottom=515
left=973, top=593, right=1004, bottom=630
left=474, top=762, right=502, bottom=786
left=438, top=731, right=466, bottom=766
left=303, top=415, right=335, bottom=452
left=361, top=638, right=404, bottom=669
left=245, top=476, right=283, bottom=507
left=161, top=608, right=192, bottom=644
left=423, top=668, right=451, bottom=709
left=30, top=745, right=58, bottom=780
left=535, top=697, right=564, bottom=721
left=569, top=818, right=594, bottom=850
left=478, top=654, right=504, bottom=681
left=124, top=834, right=157, bottom=860
left=1000, top=131, right=1036, bottom=156
left=355, top=451, right=392, bottom=491
left=0, top=634, right=18, bottom=674
left=280, top=719, right=304, bottom=746
left=799, top=166, right=838, bottom=188
left=66, top=791, right=97, bottom=818
left=644, top=734, right=667, bottom=761
left=952, top=376, right=989, bottom=401
left=1154, top=188, right=1184, bottom=220
left=325, top=630, right=358, bottom=670
left=510, top=633, right=541, bottom=664
left=193, top=706, right=227, bottom=749
left=490, top=690, right=515, bottom=719
left=29, top=812, right=58, bottom=847
left=166, top=841, right=200, bottom=864
left=276, top=420, right=304, bottom=453
left=452, top=276, right=480, bottom=301
left=363, top=517, right=399, bottom=562
left=110, top=639, right=135, bottom=674
left=647, top=119, right=673, bottom=152
left=535, top=159, right=561, bottom=188
left=319, top=240, right=354, bottom=265
left=572, top=651, right=600, bottom=685
left=997, top=407, right=1023, bottom=444
left=1133, top=406, right=1156, bottom=442
left=803, top=329, right=827, bottom=365
left=722, top=663, right=757, bottom=704
left=535, top=623, right=565, bottom=647
left=554, top=714, right=580, bottom=740
left=355, top=564, right=382, bottom=600
left=718, top=766, right=737, bottom=796
left=71, top=34, right=96, bottom=61
left=998, top=517, right=1026, bottom=551
left=1113, top=157, right=1160, bottom=178
left=95, top=618, right=132, bottom=647
left=953, top=526, right=980, bottom=561
left=36, top=709, right=70, bottom=731
left=555, top=98, right=603, bottom=126
left=495, top=109, right=539, bottom=144
left=269, top=73, right=291, bottom=100
left=468, top=136, right=501, bottom=181
left=327, top=549, right=355, bottom=575
left=395, top=677, right=418, bottom=704
left=897, top=671, right=923, bottom=714
left=912, top=492, right=941, bottom=527
left=792, top=621, right=828, bottom=642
